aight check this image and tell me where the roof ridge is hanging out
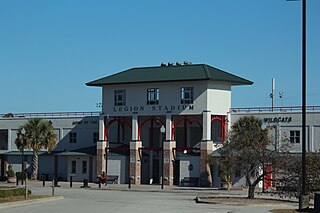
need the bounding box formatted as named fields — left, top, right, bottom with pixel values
left=87, top=64, right=253, bottom=86
left=202, top=64, right=211, bottom=79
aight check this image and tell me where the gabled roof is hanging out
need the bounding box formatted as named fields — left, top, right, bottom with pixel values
left=86, top=64, right=253, bottom=86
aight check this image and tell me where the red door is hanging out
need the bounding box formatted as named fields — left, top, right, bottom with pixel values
left=263, top=164, right=272, bottom=188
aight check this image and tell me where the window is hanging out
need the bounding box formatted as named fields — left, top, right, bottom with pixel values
left=93, top=132, right=99, bottom=143
left=290, top=130, right=300, bottom=143
left=181, top=87, right=193, bottom=104
left=82, top=161, right=87, bottom=174
left=71, top=161, right=76, bottom=174
left=147, top=88, right=159, bottom=105
left=114, top=90, right=126, bottom=106
left=69, top=132, right=77, bottom=143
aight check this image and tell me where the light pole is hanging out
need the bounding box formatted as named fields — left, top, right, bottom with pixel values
left=160, top=125, right=166, bottom=189
left=288, top=0, right=308, bottom=209
left=300, top=0, right=308, bottom=209
left=20, top=128, right=26, bottom=185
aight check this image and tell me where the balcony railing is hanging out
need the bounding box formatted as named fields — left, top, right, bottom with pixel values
left=230, top=106, right=320, bottom=113
left=0, top=111, right=101, bottom=119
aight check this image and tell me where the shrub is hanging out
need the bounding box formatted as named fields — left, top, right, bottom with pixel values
left=0, top=187, right=31, bottom=198
left=6, top=164, right=15, bottom=177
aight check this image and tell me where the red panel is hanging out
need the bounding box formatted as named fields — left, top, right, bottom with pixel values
left=264, top=164, right=272, bottom=188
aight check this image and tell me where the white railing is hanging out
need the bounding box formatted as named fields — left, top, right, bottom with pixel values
left=0, top=111, right=101, bottom=119
left=230, top=106, right=320, bottom=113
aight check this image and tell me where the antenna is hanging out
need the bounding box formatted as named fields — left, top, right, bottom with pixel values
left=279, top=92, right=284, bottom=108
left=269, top=78, right=275, bottom=111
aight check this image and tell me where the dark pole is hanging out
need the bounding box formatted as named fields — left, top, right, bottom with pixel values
left=128, top=156, right=131, bottom=189
left=301, top=0, right=307, bottom=195
left=128, top=147, right=131, bottom=189
left=161, top=133, right=164, bottom=189
left=21, top=145, right=24, bottom=185
left=299, top=0, right=309, bottom=210
left=160, top=125, right=166, bottom=190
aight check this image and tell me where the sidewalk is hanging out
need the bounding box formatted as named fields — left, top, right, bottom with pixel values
left=1, top=180, right=308, bottom=211
left=0, top=180, right=304, bottom=204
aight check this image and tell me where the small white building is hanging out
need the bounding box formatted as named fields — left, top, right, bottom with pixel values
left=0, top=112, right=99, bottom=182
left=87, top=63, right=253, bottom=186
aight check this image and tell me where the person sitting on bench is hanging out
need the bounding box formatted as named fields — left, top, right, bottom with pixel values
left=99, top=171, right=107, bottom=186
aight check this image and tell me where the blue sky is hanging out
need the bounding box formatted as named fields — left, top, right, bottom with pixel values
left=0, top=0, right=319, bottom=113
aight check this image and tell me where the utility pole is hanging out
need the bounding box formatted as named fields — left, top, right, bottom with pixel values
left=299, top=0, right=308, bottom=210
left=269, top=78, right=275, bottom=111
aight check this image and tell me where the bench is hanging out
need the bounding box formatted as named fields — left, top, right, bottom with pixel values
left=97, top=175, right=119, bottom=185
left=106, top=175, right=119, bottom=184
left=180, top=177, right=199, bottom=187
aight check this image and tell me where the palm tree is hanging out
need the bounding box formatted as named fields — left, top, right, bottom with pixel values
left=15, top=118, right=57, bottom=180
left=230, top=116, right=270, bottom=199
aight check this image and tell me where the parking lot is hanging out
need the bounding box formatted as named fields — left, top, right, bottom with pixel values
left=0, top=181, right=297, bottom=213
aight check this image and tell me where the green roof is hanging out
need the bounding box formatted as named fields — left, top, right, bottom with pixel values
left=86, top=64, right=253, bottom=86
left=54, top=151, right=91, bottom=156
left=4, top=151, right=47, bottom=156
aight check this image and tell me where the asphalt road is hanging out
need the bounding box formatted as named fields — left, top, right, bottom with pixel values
left=0, top=182, right=296, bottom=213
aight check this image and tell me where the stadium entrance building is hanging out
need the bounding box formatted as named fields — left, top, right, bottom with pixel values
left=87, top=63, right=253, bottom=186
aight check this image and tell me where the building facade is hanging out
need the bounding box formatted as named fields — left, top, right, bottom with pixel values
left=2, top=63, right=318, bottom=188
left=0, top=112, right=99, bottom=182
left=87, top=63, right=253, bottom=186
left=230, top=106, right=320, bottom=153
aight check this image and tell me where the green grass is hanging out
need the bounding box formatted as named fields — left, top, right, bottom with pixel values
left=0, top=195, right=53, bottom=203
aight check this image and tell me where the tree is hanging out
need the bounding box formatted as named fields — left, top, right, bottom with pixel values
left=276, top=152, right=320, bottom=198
left=230, top=116, right=274, bottom=199
left=15, top=118, right=57, bottom=180
left=207, top=141, right=237, bottom=190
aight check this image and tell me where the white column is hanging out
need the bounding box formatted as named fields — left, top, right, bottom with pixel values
left=309, top=126, right=313, bottom=152
left=7, top=129, right=12, bottom=151
left=59, top=128, right=64, bottom=140
left=165, top=114, right=172, bottom=141
left=99, top=115, right=105, bottom=141
left=132, top=115, right=139, bottom=141
left=202, top=110, right=211, bottom=141
left=227, top=111, right=232, bottom=132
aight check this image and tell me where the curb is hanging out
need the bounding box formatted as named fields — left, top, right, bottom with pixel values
left=0, top=196, right=64, bottom=209
left=194, top=196, right=298, bottom=207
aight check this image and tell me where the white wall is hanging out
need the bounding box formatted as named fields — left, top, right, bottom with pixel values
left=102, top=81, right=232, bottom=117
left=179, top=155, right=200, bottom=183
left=230, top=111, right=320, bottom=153
left=207, top=82, right=231, bottom=115
left=67, top=156, right=90, bottom=182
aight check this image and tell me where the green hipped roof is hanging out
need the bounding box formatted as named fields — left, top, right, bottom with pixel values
left=4, top=151, right=47, bottom=156
left=54, top=151, right=91, bottom=156
left=86, top=64, right=253, bottom=86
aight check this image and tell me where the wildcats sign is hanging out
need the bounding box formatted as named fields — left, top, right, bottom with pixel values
left=263, top=117, right=292, bottom=123
left=113, top=105, right=194, bottom=113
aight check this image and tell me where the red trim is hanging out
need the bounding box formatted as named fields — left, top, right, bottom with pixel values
left=105, top=117, right=132, bottom=141
left=173, top=147, right=200, bottom=151
left=138, top=116, right=165, bottom=140
left=104, top=117, right=108, bottom=141
left=211, top=115, right=226, bottom=142
left=138, top=147, right=161, bottom=151
left=106, top=147, right=129, bottom=151
left=221, top=116, right=226, bottom=141
left=172, top=115, right=202, bottom=140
